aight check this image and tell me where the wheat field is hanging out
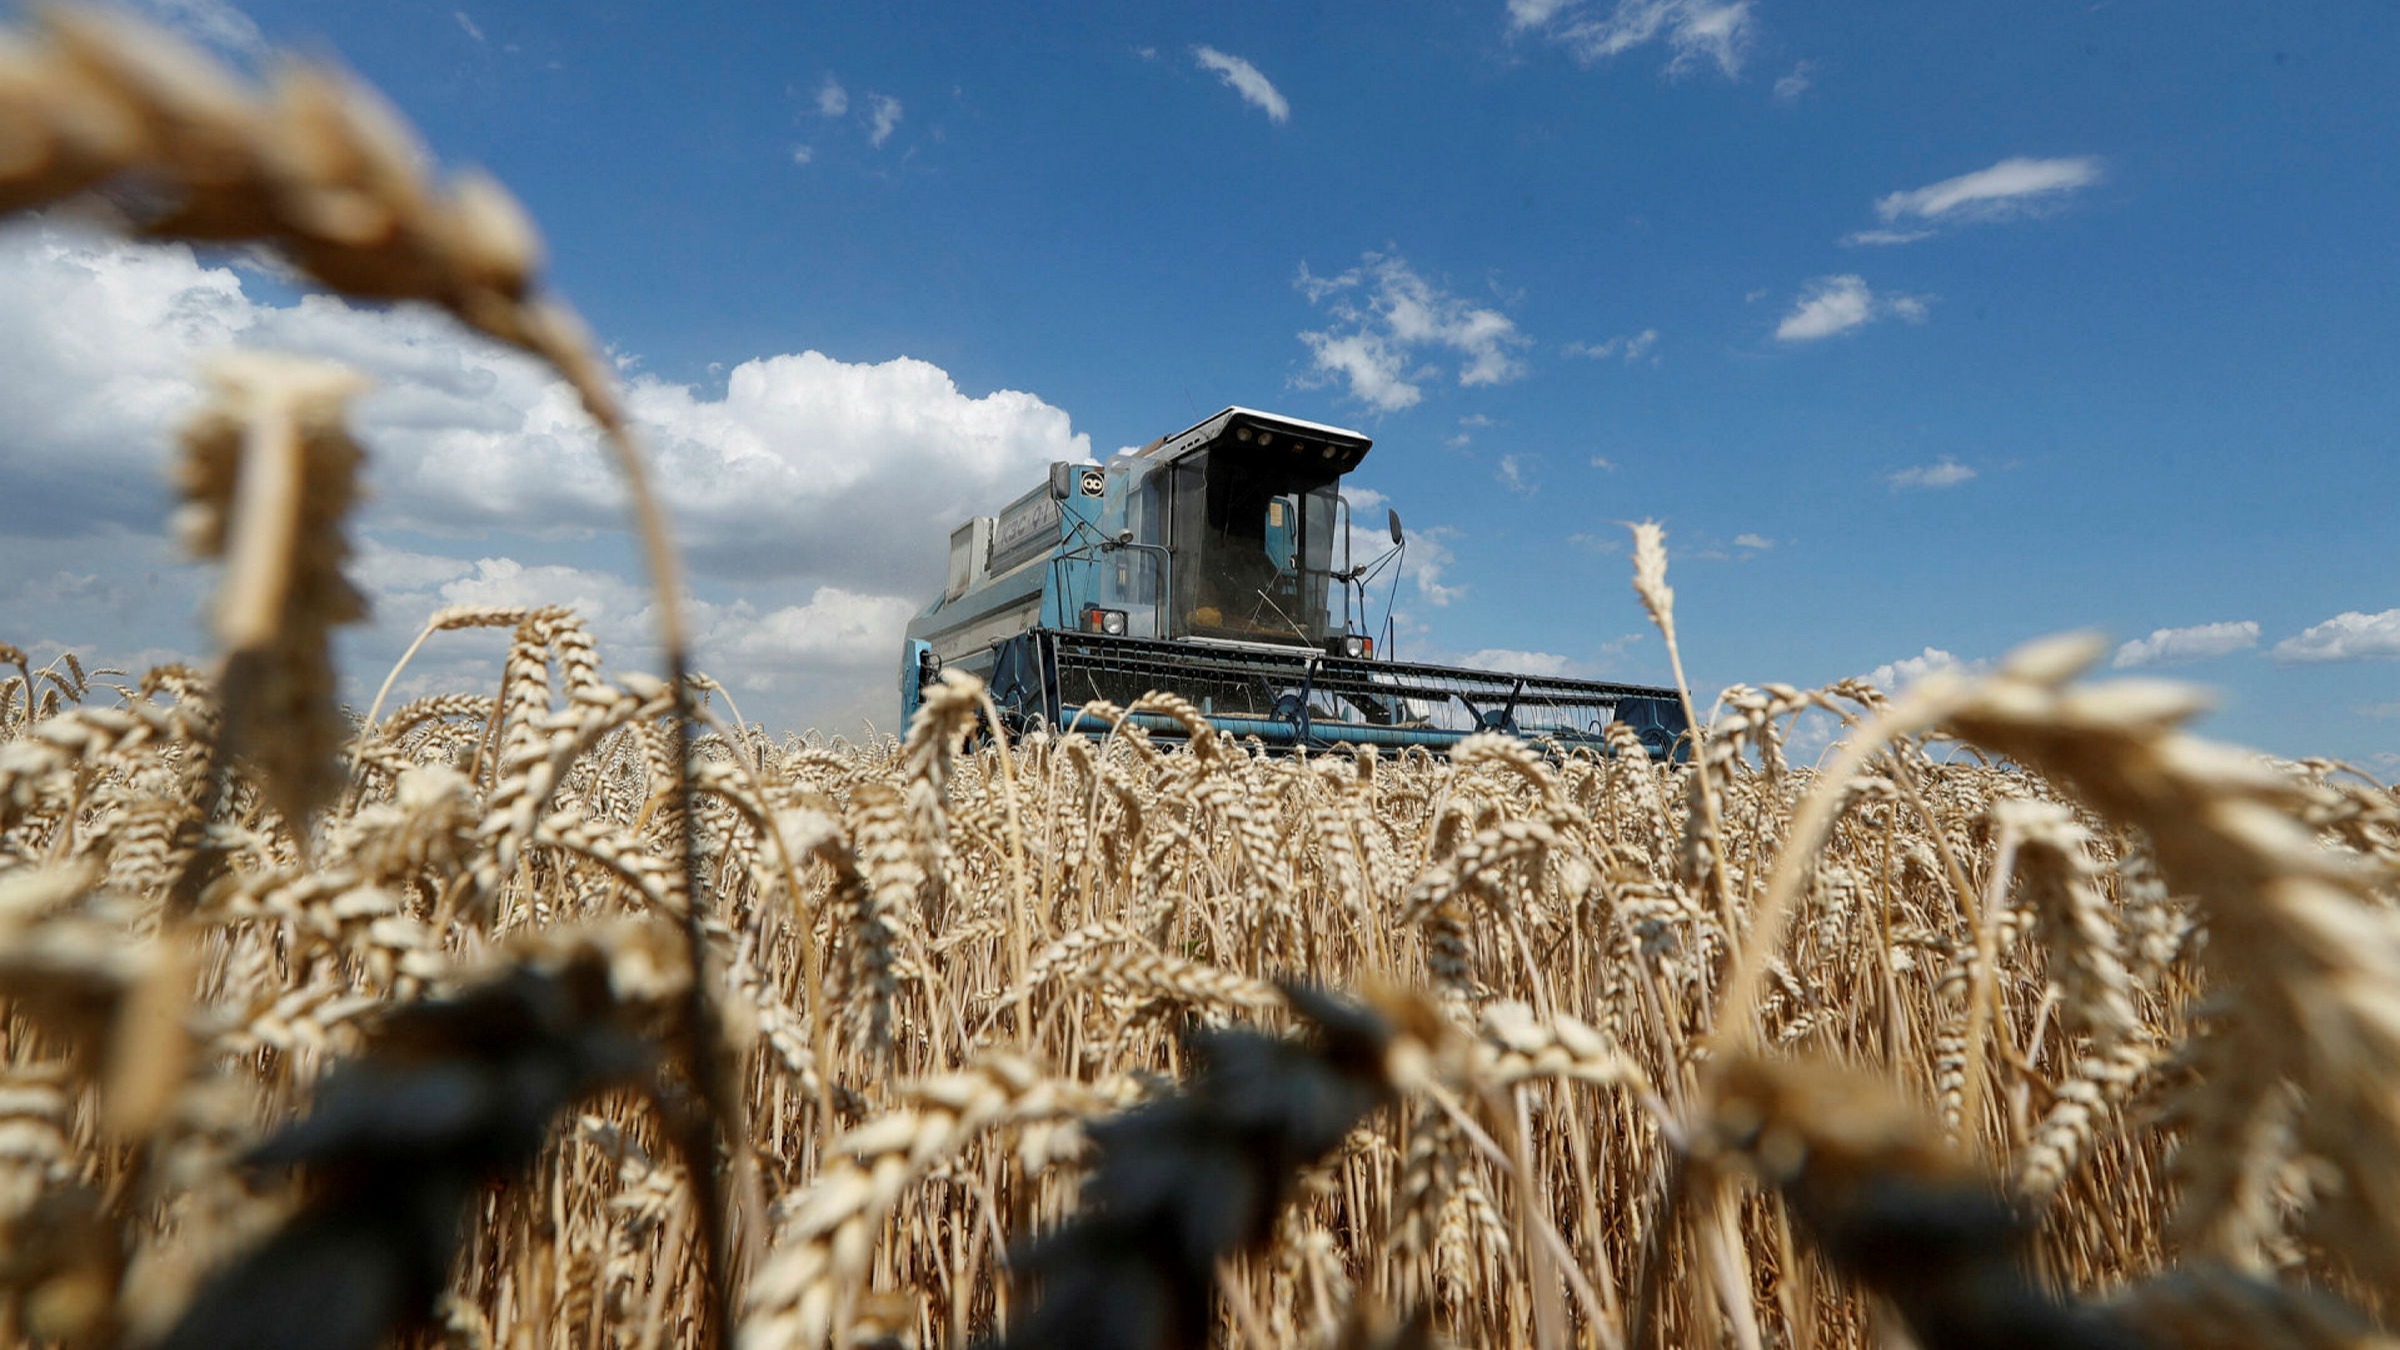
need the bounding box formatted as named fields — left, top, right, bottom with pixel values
left=1, top=11, right=2397, bottom=1350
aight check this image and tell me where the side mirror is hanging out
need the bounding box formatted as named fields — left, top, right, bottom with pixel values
left=1387, top=508, right=1405, bottom=547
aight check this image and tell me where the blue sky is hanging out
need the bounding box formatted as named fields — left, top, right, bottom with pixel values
left=2, top=0, right=2396, bottom=765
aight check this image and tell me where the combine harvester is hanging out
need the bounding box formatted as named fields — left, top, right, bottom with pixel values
left=900, top=407, right=1689, bottom=756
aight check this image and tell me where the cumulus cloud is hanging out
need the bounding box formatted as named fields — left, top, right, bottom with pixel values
left=1296, top=252, right=1530, bottom=411
left=717, top=588, right=919, bottom=676
left=2112, top=621, right=2260, bottom=669
left=0, top=224, right=1089, bottom=581
left=1774, top=274, right=1931, bottom=342
left=1886, top=458, right=1977, bottom=490
left=0, top=222, right=1096, bottom=731
left=866, top=94, right=904, bottom=147
left=1864, top=647, right=1984, bottom=692
left=1192, top=46, right=1290, bottom=123
left=1401, top=525, right=1466, bottom=607
left=1300, top=331, right=1418, bottom=412
left=816, top=77, right=849, bottom=117
left=346, top=543, right=921, bottom=727
left=1460, top=648, right=1576, bottom=678
left=1332, top=482, right=1462, bottom=617
left=1564, top=328, right=1658, bottom=363
left=1772, top=60, right=1812, bottom=101
left=1509, top=0, right=1756, bottom=77
left=2271, top=608, right=2400, bottom=663
left=1875, top=156, right=2103, bottom=227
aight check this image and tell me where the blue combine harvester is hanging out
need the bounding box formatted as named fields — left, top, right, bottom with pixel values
left=900, top=407, right=1689, bottom=756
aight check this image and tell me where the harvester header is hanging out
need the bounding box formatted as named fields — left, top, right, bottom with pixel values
left=901, top=407, right=1688, bottom=755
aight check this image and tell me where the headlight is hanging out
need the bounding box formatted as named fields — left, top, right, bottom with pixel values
left=1084, top=607, right=1127, bottom=636
left=1342, top=635, right=1366, bottom=658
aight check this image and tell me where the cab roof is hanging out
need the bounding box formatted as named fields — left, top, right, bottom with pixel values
left=1132, top=407, right=1374, bottom=469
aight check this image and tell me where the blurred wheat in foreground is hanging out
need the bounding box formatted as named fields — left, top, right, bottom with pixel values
left=1, top=10, right=2398, bottom=1350
left=4, top=616, right=2398, bottom=1350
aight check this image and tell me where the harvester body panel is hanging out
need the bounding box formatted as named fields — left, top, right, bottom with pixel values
left=902, top=407, right=1688, bottom=756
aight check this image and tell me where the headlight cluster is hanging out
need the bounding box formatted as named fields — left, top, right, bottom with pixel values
left=1335, top=635, right=1374, bottom=659
left=1083, top=607, right=1128, bottom=636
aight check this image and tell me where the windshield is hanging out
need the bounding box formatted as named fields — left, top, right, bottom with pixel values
left=1169, top=449, right=1343, bottom=645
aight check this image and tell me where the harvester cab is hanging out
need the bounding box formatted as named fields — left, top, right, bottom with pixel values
left=901, top=407, right=1689, bottom=756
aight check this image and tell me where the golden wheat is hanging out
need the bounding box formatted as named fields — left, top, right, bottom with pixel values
left=0, top=12, right=2396, bottom=1350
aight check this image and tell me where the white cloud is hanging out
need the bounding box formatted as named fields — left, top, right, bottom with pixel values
left=1461, top=648, right=1576, bottom=678
left=1772, top=59, right=1812, bottom=101
left=2356, top=701, right=2400, bottom=721
left=717, top=588, right=919, bottom=679
left=1876, top=155, right=2103, bottom=225
left=1887, top=458, right=1977, bottom=490
left=1405, top=526, right=1466, bottom=607
left=1507, top=0, right=1577, bottom=26
left=422, top=556, right=652, bottom=626
left=454, top=10, right=485, bottom=42
left=1495, top=455, right=1536, bottom=494
left=1781, top=707, right=1843, bottom=762
left=791, top=144, right=814, bottom=166
left=1733, top=533, right=1773, bottom=550
left=349, top=546, right=919, bottom=724
left=0, top=222, right=1097, bottom=731
left=1774, top=274, right=1931, bottom=342
left=352, top=540, right=479, bottom=597
left=1865, top=647, right=1985, bottom=692
left=817, top=77, right=850, bottom=117
left=2271, top=608, right=2400, bottom=664
left=1565, top=328, right=1659, bottom=363
left=127, top=0, right=265, bottom=56
left=1332, top=484, right=1415, bottom=594
left=1450, top=414, right=1496, bottom=447
left=1510, top=0, right=1756, bottom=78
left=1192, top=46, right=1291, bottom=123
left=1296, top=252, right=1530, bottom=410
left=866, top=94, right=904, bottom=148
left=1299, top=331, right=1418, bottom=412
left=2112, top=620, right=2260, bottom=669
left=1841, top=228, right=1937, bottom=247
left=1588, top=455, right=1617, bottom=471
